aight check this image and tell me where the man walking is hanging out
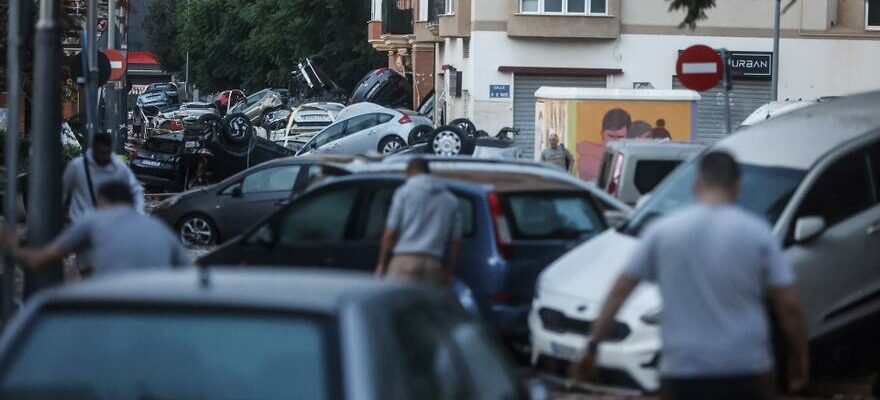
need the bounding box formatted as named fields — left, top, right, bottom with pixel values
left=375, top=158, right=461, bottom=285
left=64, top=132, right=144, bottom=222
left=541, top=134, right=574, bottom=172
left=3, top=181, right=190, bottom=276
left=571, top=151, right=809, bottom=399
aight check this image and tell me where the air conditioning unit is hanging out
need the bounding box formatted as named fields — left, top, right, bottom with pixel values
left=801, top=0, right=838, bottom=30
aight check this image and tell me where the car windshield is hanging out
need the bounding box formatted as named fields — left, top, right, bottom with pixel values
left=0, top=309, right=331, bottom=400
left=503, top=193, right=604, bottom=240
left=623, top=159, right=807, bottom=236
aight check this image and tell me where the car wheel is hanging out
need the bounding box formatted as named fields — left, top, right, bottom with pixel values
left=408, top=125, right=433, bottom=145
left=430, top=126, right=465, bottom=156
left=223, top=113, right=253, bottom=145
left=177, top=214, right=218, bottom=246
left=379, top=136, right=407, bottom=154
left=449, top=118, right=477, bottom=136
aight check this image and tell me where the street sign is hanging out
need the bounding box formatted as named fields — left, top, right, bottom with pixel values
left=490, top=84, right=510, bottom=99
left=102, top=49, right=126, bottom=81
left=727, top=52, right=772, bottom=77
left=70, top=51, right=111, bottom=87
left=676, top=45, right=723, bottom=92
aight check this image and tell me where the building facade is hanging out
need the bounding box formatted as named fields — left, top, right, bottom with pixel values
left=368, top=0, right=880, bottom=158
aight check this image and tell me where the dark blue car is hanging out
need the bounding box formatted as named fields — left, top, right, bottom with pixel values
left=201, top=170, right=608, bottom=347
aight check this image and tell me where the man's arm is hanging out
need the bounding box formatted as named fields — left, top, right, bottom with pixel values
left=571, top=273, right=640, bottom=382
left=770, top=286, right=810, bottom=392
left=375, top=229, right=398, bottom=276
left=13, top=243, right=67, bottom=270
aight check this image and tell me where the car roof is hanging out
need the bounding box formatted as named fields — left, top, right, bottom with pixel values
left=604, top=139, right=706, bottom=153
left=336, top=102, right=393, bottom=121
left=717, top=90, right=880, bottom=170
left=35, top=268, right=417, bottom=314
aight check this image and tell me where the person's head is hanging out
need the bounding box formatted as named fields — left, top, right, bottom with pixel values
left=628, top=120, right=652, bottom=139
left=96, top=181, right=134, bottom=208
left=548, top=134, right=560, bottom=148
left=91, top=132, right=114, bottom=166
left=406, top=157, right=430, bottom=177
left=601, top=108, right=631, bottom=144
left=695, top=151, right=741, bottom=203
left=649, top=119, right=671, bottom=140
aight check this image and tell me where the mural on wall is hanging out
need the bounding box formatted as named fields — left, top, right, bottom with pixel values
left=536, top=99, right=695, bottom=181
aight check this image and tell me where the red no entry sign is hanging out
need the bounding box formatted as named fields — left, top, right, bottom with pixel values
left=102, top=49, right=127, bottom=82
left=676, top=45, right=723, bottom=92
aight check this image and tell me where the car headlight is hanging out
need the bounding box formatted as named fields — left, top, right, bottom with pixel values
left=640, top=307, right=662, bottom=325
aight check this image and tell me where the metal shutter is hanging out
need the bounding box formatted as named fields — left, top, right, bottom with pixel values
left=673, top=77, right=771, bottom=142
left=514, top=74, right=607, bottom=159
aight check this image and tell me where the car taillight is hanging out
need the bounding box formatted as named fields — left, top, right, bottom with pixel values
left=168, top=120, right=184, bottom=131
left=375, top=68, right=387, bottom=75
left=492, top=292, right=513, bottom=304
left=487, top=192, right=514, bottom=260
left=608, top=151, right=624, bottom=196
left=398, top=114, right=412, bottom=124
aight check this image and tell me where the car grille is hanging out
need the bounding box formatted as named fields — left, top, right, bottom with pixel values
left=538, top=307, right=631, bottom=341
left=535, top=355, right=643, bottom=390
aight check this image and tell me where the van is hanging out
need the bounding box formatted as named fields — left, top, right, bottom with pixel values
left=596, top=140, right=705, bottom=205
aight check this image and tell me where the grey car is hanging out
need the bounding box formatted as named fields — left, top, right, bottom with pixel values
left=0, top=268, right=541, bottom=400
left=230, top=88, right=285, bottom=124
left=297, top=103, right=433, bottom=156
left=152, top=156, right=350, bottom=246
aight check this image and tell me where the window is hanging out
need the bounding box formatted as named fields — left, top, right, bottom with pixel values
left=241, top=165, right=302, bottom=194
left=312, top=122, right=346, bottom=148
left=520, top=0, right=607, bottom=14
left=634, top=160, right=683, bottom=195
left=504, top=193, right=603, bottom=240
left=279, top=187, right=359, bottom=244
left=378, top=113, right=394, bottom=124
left=795, top=150, right=875, bottom=228
left=867, top=0, right=880, bottom=29
left=360, top=189, right=476, bottom=240
left=445, top=0, right=454, bottom=14
left=344, top=113, right=379, bottom=135
left=0, top=310, right=330, bottom=400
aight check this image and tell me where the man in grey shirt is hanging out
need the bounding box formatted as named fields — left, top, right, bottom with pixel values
left=571, top=152, right=809, bottom=399
left=4, top=181, right=190, bottom=277
left=375, top=158, right=462, bottom=285
left=540, top=134, right=573, bottom=172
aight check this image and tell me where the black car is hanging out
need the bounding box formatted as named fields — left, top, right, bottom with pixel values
left=0, top=268, right=544, bottom=400
left=152, top=156, right=350, bottom=246
left=349, top=68, right=413, bottom=109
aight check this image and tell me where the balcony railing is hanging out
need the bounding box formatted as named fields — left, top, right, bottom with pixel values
left=382, top=0, right=414, bottom=35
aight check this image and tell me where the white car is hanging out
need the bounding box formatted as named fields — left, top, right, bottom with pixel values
left=297, top=103, right=432, bottom=156
left=530, top=89, right=880, bottom=393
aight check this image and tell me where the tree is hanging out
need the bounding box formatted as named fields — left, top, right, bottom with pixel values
left=143, top=0, right=186, bottom=74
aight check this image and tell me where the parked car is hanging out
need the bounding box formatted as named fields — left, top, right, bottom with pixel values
left=283, top=102, right=345, bottom=138
left=202, top=159, right=627, bottom=350
left=350, top=68, right=413, bottom=109
left=152, top=156, right=351, bottom=246
left=0, top=268, right=542, bottom=400
left=529, top=90, right=880, bottom=393
left=230, top=88, right=286, bottom=124
left=595, top=140, right=706, bottom=205
left=297, top=103, right=432, bottom=156
left=738, top=97, right=837, bottom=128
left=137, top=89, right=172, bottom=109
left=145, top=82, right=180, bottom=103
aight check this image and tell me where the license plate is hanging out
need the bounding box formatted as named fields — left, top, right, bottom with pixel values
left=141, top=160, right=162, bottom=167
left=550, top=341, right=579, bottom=361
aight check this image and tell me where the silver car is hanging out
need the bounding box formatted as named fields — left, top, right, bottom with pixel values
left=297, top=102, right=433, bottom=156
left=230, top=88, right=285, bottom=123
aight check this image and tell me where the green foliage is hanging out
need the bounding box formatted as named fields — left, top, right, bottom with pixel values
left=144, top=0, right=186, bottom=74
left=150, top=0, right=384, bottom=93
left=668, top=0, right=797, bottom=29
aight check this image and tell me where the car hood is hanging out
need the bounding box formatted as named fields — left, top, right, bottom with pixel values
left=538, top=229, right=660, bottom=314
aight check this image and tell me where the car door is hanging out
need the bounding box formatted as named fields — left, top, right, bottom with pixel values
left=332, top=113, right=381, bottom=154
left=309, top=121, right=347, bottom=154
left=332, top=182, right=401, bottom=269
left=785, top=140, right=880, bottom=338
left=216, top=164, right=304, bottom=236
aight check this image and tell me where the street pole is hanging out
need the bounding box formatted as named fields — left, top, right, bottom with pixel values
left=106, top=0, right=119, bottom=151
left=25, top=0, right=64, bottom=296
left=86, top=0, right=99, bottom=145
left=771, top=0, right=781, bottom=101
left=4, top=0, right=23, bottom=320
left=720, top=48, right=732, bottom=135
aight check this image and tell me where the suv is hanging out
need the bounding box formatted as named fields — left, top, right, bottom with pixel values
left=350, top=68, right=413, bottom=110
left=202, top=161, right=616, bottom=348
left=596, top=140, right=705, bottom=205
left=529, top=90, right=880, bottom=392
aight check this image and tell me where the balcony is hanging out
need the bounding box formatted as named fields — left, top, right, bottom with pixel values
left=383, top=0, right=414, bottom=35
left=414, top=0, right=444, bottom=42
left=439, top=0, right=471, bottom=37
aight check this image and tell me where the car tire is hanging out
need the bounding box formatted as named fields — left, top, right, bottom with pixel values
left=429, top=126, right=466, bottom=156
left=223, top=113, right=253, bottom=145
left=449, top=118, right=477, bottom=136
left=378, top=135, right=407, bottom=154
left=177, top=213, right=219, bottom=246
left=408, top=125, right=433, bottom=145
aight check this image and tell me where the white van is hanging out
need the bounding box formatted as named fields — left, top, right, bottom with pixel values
left=529, top=90, right=880, bottom=393
left=596, top=140, right=705, bottom=205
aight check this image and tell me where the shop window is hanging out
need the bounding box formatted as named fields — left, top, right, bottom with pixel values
left=868, top=0, right=880, bottom=29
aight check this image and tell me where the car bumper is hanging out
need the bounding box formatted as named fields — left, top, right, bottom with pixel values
left=489, top=302, right=531, bottom=340
left=528, top=289, right=660, bottom=392
left=132, top=162, right=178, bottom=188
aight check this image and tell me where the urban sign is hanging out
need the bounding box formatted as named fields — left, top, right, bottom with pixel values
left=490, top=84, right=511, bottom=99
left=675, top=45, right=724, bottom=92
left=727, top=52, right=772, bottom=77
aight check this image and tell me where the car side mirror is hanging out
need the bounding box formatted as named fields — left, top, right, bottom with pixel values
left=604, top=210, right=629, bottom=229
left=794, top=216, right=826, bottom=243
left=231, top=185, right=243, bottom=198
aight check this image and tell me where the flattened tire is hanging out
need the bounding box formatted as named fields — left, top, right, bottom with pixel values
left=449, top=118, right=477, bottom=135
left=430, top=126, right=466, bottom=156
left=379, top=136, right=407, bottom=154
left=408, top=125, right=433, bottom=145
left=224, top=113, right=253, bottom=145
